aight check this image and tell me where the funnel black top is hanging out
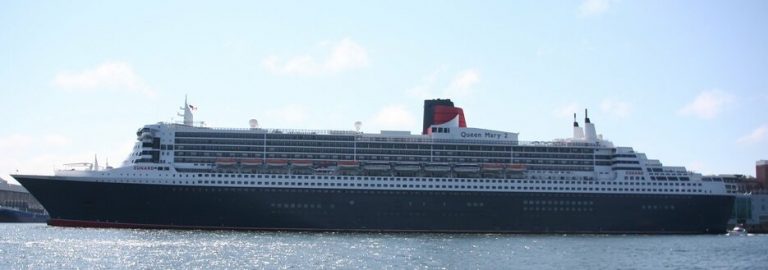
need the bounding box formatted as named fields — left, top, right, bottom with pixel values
left=423, top=99, right=455, bottom=134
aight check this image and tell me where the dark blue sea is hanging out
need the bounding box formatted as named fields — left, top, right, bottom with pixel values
left=1, top=224, right=766, bottom=269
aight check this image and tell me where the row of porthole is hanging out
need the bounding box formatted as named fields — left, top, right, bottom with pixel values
left=523, top=200, right=594, bottom=206
left=193, top=180, right=705, bottom=193
left=466, top=202, right=485, bottom=207
left=160, top=187, right=703, bottom=202
left=522, top=207, right=594, bottom=212
left=641, top=205, right=675, bottom=210
left=270, top=203, right=331, bottom=209
left=111, top=172, right=705, bottom=189
left=102, top=178, right=709, bottom=194
left=195, top=181, right=704, bottom=193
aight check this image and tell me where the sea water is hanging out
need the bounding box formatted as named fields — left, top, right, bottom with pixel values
left=1, top=224, right=766, bottom=269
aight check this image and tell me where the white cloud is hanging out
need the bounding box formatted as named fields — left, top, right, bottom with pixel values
left=368, top=105, right=417, bottom=132
left=43, top=135, right=73, bottom=147
left=407, top=68, right=480, bottom=99
left=52, top=61, right=155, bottom=96
left=0, top=134, right=34, bottom=150
left=4, top=152, right=86, bottom=176
left=0, top=134, right=132, bottom=174
left=580, top=0, right=613, bottom=16
left=600, top=99, right=632, bottom=118
left=262, top=38, right=369, bottom=76
left=0, top=134, right=77, bottom=177
left=264, top=104, right=309, bottom=126
left=0, top=134, right=72, bottom=151
left=445, top=69, right=481, bottom=98
left=686, top=160, right=706, bottom=174
left=678, top=90, right=734, bottom=119
left=325, top=38, right=369, bottom=72
left=262, top=55, right=318, bottom=76
left=737, top=124, right=768, bottom=144
left=553, top=102, right=582, bottom=119
left=406, top=68, right=445, bottom=99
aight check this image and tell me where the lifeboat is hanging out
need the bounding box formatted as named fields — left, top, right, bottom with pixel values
left=240, top=159, right=263, bottom=166
left=394, top=162, right=421, bottom=171
left=291, top=160, right=313, bottom=167
left=363, top=162, right=391, bottom=171
left=266, top=159, right=288, bottom=167
left=315, top=160, right=337, bottom=167
left=424, top=163, right=451, bottom=172
left=506, top=163, right=527, bottom=171
left=481, top=163, right=505, bottom=171
left=453, top=163, right=480, bottom=173
left=215, top=158, right=237, bottom=166
left=337, top=160, right=360, bottom=169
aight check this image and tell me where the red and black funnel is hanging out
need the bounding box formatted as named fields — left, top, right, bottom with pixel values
left=422, top=99, right=467, bottom=134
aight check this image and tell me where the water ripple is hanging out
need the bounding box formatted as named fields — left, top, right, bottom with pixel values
left=1, top=224, right=767, bottom=269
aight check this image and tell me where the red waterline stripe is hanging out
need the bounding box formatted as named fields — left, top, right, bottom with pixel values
left=46, top=219, right=703, bottom=234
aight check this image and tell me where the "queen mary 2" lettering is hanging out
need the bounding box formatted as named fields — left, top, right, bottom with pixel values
left=460, top=131, right=509, bottom=140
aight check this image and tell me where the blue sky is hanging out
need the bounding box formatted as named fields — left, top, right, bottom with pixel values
left=1, top=1, right=767, bottom=183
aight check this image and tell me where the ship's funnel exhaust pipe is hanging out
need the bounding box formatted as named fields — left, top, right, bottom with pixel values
left=573, top=113, right=584, bottom=139
left=422, top=99, right=467, bottom=134
left=584, top=108, right=597, bottom=141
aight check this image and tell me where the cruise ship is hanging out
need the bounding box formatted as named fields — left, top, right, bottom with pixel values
left=14, top=98, right=734, bottom=233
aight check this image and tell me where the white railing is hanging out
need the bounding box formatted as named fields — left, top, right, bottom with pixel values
left=162, top=122, right=606, bottom=147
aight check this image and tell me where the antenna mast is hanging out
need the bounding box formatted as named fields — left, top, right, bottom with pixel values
left=181, top=95, right=194, bottom=126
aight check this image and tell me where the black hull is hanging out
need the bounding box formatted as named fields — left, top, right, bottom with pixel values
left=15, top=175, right=734, bottom=234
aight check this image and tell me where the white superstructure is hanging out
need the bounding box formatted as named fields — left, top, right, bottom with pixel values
left=51, top=98, right=728, bottom=197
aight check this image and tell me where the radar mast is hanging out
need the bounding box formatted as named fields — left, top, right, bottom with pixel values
left=180, top=95, right=194, bottom=126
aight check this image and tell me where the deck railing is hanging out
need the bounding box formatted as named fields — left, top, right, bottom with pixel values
left=162, top=122, right=602, bottom=147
